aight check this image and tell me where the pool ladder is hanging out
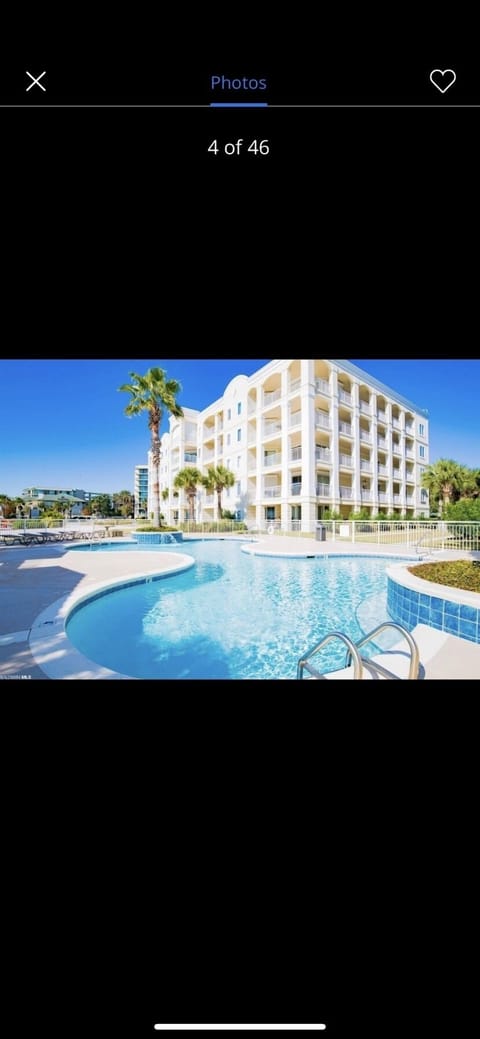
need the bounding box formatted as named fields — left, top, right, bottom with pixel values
left=297, top=622, right=420, bottom=680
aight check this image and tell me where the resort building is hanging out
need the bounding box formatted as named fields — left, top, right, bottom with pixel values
left=20, top=487, right=109, bottom=516
left=134, top=464, right=149, bottom=518
left=152, top=359, right=430, bottom=532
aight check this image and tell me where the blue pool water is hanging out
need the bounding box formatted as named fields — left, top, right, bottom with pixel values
left=66, top=540, right=412, bottom=679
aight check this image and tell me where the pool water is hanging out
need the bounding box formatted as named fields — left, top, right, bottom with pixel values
left=65, top=540, right=411, bottom=680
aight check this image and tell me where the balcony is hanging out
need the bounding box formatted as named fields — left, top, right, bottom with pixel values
left=377, top=409, right=387, bottom=421
left=263, top=419, right=282, bottom=437
left=361, top=490, right=372, bottom=501
left=264, top=487, right=281, bottom=498
left=315, top=411, right=330, bottom=430
left=377, top=436, right=387, bottom=449
left=338, top=387, right=352, bottom=405
left=339, top=487, right=353, bottom=499
left=338, top=421, right=352, bottom=436
left=289, top=411, right=302, bottom=428
left=315, top=377, right=329, bottom=395
left=291, top=446, right=302, bottom=461
left=392, top=418, right=401, bottom=430
left=359, top=401, right=371, bottom=415
left=290, top=483, right=302, bottom=496
left=263, top=388, right=281, bottom=407
left=264, top=452, right=282, bottom=468
left=184, top=452, right=198, bottom=464
left=315, top=447, right=331, bottom=462
left=359, top=430, right=372, bottom=444
left=378, top=492, right=388, bottom=504
left=405, top=423, right=414, bottom=434
left=289, top=377, right=301, bottom=394
left=316, top=484, right=330, bottom=498
left=360, top=460, right=372, bottom=473
left=339, top=453, right=353, bottom=467
left=378, top=464, right=389, bottom=476
left=393, top=494, right=403, bottom=505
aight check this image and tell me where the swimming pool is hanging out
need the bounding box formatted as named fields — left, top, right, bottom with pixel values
left=65, top=540, right=412, bottom=680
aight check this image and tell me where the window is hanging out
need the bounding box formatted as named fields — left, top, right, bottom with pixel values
left=419, top=423, right=425, bottom=436
left=227, top=434, right=231, bottom=446
left=237, top=456, right=241, bottom=468
left=227, top=408, right=231, bottom=421
left=237, top=402, right=242, bottom=415
left=419, top=445, right=426, bottom=459
left=237, top=428, right=241, bottom=442
left=236, top=482, right=241, bottom=496
left=421, top=490, right=428, bottom=503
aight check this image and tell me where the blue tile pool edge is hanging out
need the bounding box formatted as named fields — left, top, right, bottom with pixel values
left=386, top=563, right=480, bottom=644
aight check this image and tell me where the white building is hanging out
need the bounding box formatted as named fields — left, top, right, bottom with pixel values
left=149, top=359, right=430, bottom=532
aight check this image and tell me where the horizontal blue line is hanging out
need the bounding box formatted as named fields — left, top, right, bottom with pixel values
left=210, top=102, right=268, bottom=108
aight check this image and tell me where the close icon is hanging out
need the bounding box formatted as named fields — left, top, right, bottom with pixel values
left=26, top=71, right=47, bottom=92
left=429, top=69, right=456, bottom=94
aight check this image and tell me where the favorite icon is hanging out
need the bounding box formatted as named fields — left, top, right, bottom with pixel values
left=429, top=69, right=456, bottom=94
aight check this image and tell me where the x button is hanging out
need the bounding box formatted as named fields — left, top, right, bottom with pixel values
left=26, top=70, right=46, bottom=92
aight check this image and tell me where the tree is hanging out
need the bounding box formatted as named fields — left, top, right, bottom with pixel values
left=174, top=467, right=203, bottom=523
left=202, top=464, right=235, bottom=520
left=113, top=490, right=134, bottom=517
left=421, top=459, right=467, bottom=515
left=119, top=367, right=183, bottom=527
left=90, top=494, right=113, bottom=517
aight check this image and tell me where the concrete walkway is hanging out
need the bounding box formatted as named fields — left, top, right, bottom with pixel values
left=0, top=536, right=478, bottom=680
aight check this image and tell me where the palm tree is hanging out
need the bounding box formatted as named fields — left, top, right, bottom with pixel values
left=202, top=464, right=235, bottom=520
left=421, top=458, right=466, bottom=515
left=119, top=367, right=183, bottom=527
left=174, top=467, right=203, bottom=524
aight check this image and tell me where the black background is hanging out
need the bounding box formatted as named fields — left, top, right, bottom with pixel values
left=3, top=5, right=477, bottom=1037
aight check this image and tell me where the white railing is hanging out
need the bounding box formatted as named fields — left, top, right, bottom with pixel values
left=263, top=452, right=282, bottom=467
left=289, top=411, right=302, bottom=427
left=360, top=401, right=371, bottom=415
left=291, top=446, right=302, bottom=461
left=339, top=453, right=353, bottom=467
left=263, top=420, right=282, bottom=437
left=359, top=431, right=372, bottom=443
left=378, top=464, right=389, bottom=476
left=339, top=421, right=352, bottom=436
left=264, top=487, right=281, bottom=498
left=360, top=461, right=372, bottom=472
left=315, top=411, right=330, bottom=430
left=315, top=448, right=331, bottom=462
left=316, top=485, right=330, bottom=498
left=377, top=437, right=387, bottom=449
left=263, top=388, right=281, bottom=407
left=290, top=484, right=302, bottom=496
left=315, top=377, right=329, bottom=395
left=339, top=487, right=353, bottom=499
left=289, top=377, right=301, bottom=394
left=338, top=388, right=352, bottom=405
left=377, top=410, right=387, bottom=421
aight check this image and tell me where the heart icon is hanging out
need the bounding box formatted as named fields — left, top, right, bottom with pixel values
left=430, top=69, right=456, bottom=93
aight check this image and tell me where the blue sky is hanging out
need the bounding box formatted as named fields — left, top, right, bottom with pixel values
left=0, top=358, right=478, bottom=497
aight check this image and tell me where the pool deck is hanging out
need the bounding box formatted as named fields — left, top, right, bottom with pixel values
left=1, top=535, right=479, bottom=680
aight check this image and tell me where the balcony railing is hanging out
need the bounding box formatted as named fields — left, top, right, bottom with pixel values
left=361, top=490, right=372, bottom=501
left=290, top=484, right=302, bottom=496
left=339, top=453, right=353, bottom=467
left=315, top=411, right=330, bottom=430
left=359, top=401, right=371, bottom=415
left=263, top=420, right=282, bottom=437
left=315, top=377, right=329, bottom=395
left=377, top=410, right=387, bottom=421
left=264, top=487, right=281, bottom=498
left=315, top=448, right=331, bottom=462
left=291, top=446, right=302, bottom=461
left=289, top=377, right=301, bottom=394
left=263, top=388, right=281, bottom=407
left=339, top=487, right=353, bottom=499
left=338, top=388, right=352, bottom=405
left=359, top=431, right=372, bottom=443
left=378, top=464, right=389, bottom=476
left=392, top=418, right=401, bottom=429
left=316, top=484, right=330, bottom=498
left=360, top=460, right=372, bottom=472
left=264, top=452, right=282, bottom=467
left=377, top=436, right=387, bottom=449
left=339, top=421, right=352, bottom=436
left=378, top=492, right=388, bottom=503
left=289, top=411, right=302, bottom=427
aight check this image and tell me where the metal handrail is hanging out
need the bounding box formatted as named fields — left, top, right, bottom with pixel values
left=297, top=631, right=364, bottom=680
left=346, top=622, right=420, bottom=680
